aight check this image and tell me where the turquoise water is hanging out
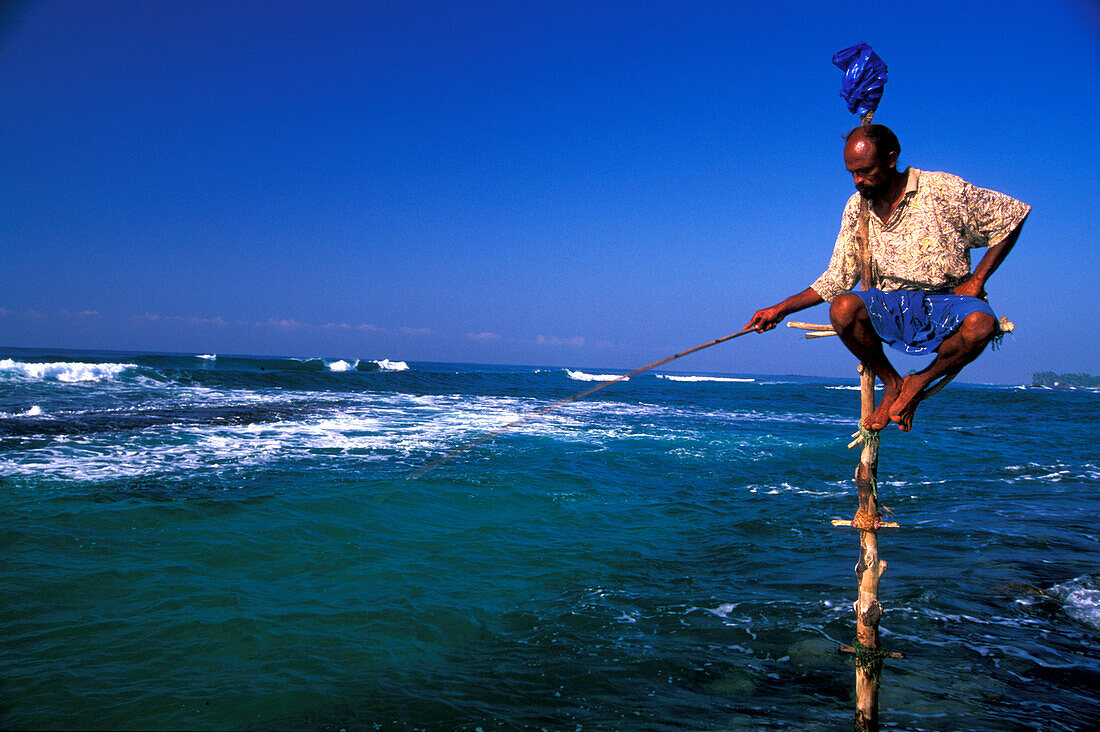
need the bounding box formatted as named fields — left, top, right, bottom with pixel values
left=1, top=348, right=1097, bottom=730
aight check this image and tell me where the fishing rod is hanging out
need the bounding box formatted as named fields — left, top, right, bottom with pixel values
left=408, top=326, right=757, bottom=479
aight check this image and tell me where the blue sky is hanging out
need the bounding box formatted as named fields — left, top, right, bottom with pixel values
left=1, top=0, right=1097, bottom=382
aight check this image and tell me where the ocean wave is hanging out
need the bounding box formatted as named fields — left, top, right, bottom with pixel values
left=1002, top=462, right=1100, bottom=483
left=171, top=354, right=410, bottom=373
left=567, top=370, right=627, bottom=382
left=656, top=374, right=754, bottom=383
left=0, top=359, right=137, bottom=383
left=0, top=405, right=44, bottom=418
left=746, top=482, right=849, bottom=497
left=372, top=359, right=409, bottom=372
left=327, top=359, right=356, bottom=372
left=0, top=353, right=415, bottom=399
left=0, top=392, right=552, bottom=481
left=0, top=388, right=802, bottom=482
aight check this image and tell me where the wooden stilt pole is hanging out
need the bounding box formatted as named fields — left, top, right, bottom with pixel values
left=791, top=323, right=909, bottom=731
left=853, top=363, right=884, bottom=732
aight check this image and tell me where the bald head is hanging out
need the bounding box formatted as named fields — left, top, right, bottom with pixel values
left=844, top=124, right=900, bottom=163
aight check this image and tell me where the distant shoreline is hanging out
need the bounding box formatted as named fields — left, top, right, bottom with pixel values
left=1031, top=371, right=1100, bottom=388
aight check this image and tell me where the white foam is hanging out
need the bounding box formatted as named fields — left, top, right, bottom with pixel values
left=567, top=370, right=626, bottom=382
left=0, top=359, right=135, bottom=383
left=746, top=481, right=849, bottom=497
left=0, top=405, right=44, bottom=418
left=656, top=375, right=753, bottom=383
left=1049, top=576, right=1100, bottom=629
left=1001, top=462, right=1100, bottom=483
left=0, top=381, right=855, bottom=483
left=0, top=391, right=545, bottom=482
left=373, top=359, right=409, bottom=371
left=197, top=354, right=217, bottom=360
left=327, top=359, right=358, bottom=372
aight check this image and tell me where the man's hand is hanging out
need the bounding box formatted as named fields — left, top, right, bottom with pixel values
left=745, top=288, right=826, bottom=333
left=953, top=276, right=986, bottom=300
left=745, top=305, right=786, bottom=333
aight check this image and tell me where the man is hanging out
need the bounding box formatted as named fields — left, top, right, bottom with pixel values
left=745, top=124, right=1030, bottom=432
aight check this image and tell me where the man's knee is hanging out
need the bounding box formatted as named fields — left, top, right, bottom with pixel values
left=960, top=312, right=998, bottom=345
left=829, top=293, right=867, bottom=332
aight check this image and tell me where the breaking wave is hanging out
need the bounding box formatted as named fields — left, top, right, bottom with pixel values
left=567, top=370, right=627, bottom=382
left=656, top=374, right=754, bottom=383
left=0, top=359, right=137, bottom=383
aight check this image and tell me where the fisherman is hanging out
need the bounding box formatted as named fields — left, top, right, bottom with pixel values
left=746, top=124, right=1030, bottom=431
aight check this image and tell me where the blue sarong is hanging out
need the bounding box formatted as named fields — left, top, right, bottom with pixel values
left=853, top=289, right=996, bottom=355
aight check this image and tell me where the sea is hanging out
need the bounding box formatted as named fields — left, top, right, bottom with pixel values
left=1, top=346, right=1097, bottom=731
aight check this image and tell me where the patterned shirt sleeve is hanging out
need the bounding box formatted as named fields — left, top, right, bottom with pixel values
left=811, top=195, right=862, bottom=302
left=954, top=179, right=1032, bottom=249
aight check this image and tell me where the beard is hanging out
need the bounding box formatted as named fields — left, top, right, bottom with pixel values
left=857, top=182, right=888, bottom=201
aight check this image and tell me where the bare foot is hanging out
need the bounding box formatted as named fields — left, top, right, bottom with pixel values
left=863, top=378, right=902, bottom=431
left=889, top=375, right=925, bottom=431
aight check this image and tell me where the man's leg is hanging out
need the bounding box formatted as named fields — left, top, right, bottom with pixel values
left=888, top=311, right=998, bottom=430
left=829, top=293, right=904, bottom=430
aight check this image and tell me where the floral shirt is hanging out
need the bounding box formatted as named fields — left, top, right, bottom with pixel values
left=811, top=168, right=1031, bottom=302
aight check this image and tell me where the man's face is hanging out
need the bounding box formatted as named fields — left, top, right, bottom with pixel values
left=844, top=137, right=896, bottom=201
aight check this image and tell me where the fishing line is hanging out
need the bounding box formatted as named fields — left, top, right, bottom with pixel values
left=408, top=326, right=757, bottom=479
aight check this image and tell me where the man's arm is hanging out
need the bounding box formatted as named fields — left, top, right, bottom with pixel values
left=954, top=212, right=1028, bottom=299
left=745, top=287, right=825, bottom=332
